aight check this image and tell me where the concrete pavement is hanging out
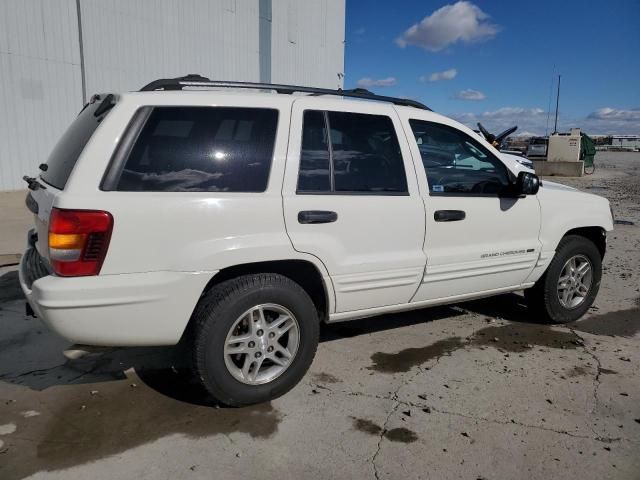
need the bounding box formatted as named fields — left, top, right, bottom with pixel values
left=0, top=190, right=29, bottom=266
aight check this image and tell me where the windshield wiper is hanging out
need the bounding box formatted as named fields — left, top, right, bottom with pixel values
left=23, top=175, right=46, bottom=191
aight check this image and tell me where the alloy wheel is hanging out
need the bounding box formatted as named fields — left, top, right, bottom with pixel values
left=223, top=304, right=300, bottom=385
left=557, top=254, right=593, bottom=309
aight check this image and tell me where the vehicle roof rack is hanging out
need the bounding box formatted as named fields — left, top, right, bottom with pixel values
left=139, top=74, right=431, bottom=111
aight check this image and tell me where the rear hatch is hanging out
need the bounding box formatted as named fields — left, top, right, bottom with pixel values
left=25, top=94, right=116, bottom=261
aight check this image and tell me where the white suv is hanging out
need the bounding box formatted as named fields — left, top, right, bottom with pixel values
left=20, top=76, right=613, bottom=406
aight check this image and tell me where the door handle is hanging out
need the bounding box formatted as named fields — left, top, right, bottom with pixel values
left=434, top=210, right=466, bottom=222
left=298, top=210, right=338, bottom=224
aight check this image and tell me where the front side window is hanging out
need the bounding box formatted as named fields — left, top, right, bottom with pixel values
left=409, top=119, right=511, bottom=195
left=116, top=107, right=278, bottom=192
left=297, top=110, right=408, bottom=194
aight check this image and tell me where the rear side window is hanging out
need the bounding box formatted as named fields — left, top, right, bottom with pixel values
left=297, top=110, right=408, bottom=194
left=41, top=94, right=115, bottom=190
left=116, top=107, right=278, bottom=192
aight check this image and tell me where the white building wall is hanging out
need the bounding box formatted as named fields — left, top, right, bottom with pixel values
left=0, top=0, right=82, bottom=191
left=271, top=0, right=345, bottom=89
left=0, top=0, right=345, bottom=191
left=611, top=136, right=640, bottom=149
left=79, top=0, right=261, bottom=95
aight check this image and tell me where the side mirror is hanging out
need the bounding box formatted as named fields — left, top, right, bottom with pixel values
left=515, top=171, right=540, bottom=195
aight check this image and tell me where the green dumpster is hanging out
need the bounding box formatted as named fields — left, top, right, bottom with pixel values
left=580, top=133, right=596, bottom=172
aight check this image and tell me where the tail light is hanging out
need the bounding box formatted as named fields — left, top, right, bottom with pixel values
left=48, top=208, right=113, bottom=276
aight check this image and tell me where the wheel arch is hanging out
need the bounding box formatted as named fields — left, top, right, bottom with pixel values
left=203, top=259, right=331, bottom=320
left=562, top=226, right=607, bottom=259
left=178, top=259, right=333, bottom=345
left=524, top=224, right=607, bottom=286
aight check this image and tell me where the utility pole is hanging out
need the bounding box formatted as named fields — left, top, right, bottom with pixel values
left=553, top=74, right=561, bottom=134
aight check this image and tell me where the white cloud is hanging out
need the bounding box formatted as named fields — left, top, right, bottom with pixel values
left=357, top=77, right=397, bottom=88
left=396, top=1, right=499, bottom=52
left=481, top=107, right=544, bottom=118
left=583, top=107, right=640, bottom=135
left=421, top=68, right=457, bottom=82
left=512, top=131, right=539, bottom=138
left=587, top=107, right=640, bottom=122
left=454, top=89, right=486, bottom=101
left=449, top=105, right=640, bottom=136
left=451, top=107, right=547, bottom=135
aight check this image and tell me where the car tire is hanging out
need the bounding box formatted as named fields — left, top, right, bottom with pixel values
left=524, top=235, right=602, bottom=324
left=192, top=273, right=319, bottom=406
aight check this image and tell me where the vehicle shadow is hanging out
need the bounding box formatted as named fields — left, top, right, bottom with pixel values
left=320, top=291, right=547, bottom=343
left=460, top=291, right=545, bottom=323
left=1, top=304, right=470, bottom=406
left=1, top=263, right=542, bottom=407
left=319, top=304, right=468, bottom=341
left=0, top=270, right=23, bottom=304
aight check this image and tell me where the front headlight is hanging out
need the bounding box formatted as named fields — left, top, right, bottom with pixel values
left=516, top=157, right=534, bottom=169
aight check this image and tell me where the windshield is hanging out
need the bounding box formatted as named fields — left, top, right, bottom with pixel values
left=40, top=94, right=115, bottom=190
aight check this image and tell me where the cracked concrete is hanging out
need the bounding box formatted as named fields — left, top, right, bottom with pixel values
left=0, top=152, right=639, bottom=479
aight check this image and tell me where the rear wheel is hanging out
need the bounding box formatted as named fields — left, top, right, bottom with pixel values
left=525, top=235, right=602, bottom=323
left=192, top=274, right=319, bottom=406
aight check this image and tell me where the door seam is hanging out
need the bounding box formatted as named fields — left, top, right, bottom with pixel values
left=280, top=99, right=338, bottom=313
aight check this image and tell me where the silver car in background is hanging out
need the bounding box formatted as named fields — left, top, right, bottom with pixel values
left=527, top=137, right=548, bottom=157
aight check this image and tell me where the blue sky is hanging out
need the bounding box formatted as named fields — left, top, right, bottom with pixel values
left=345, top=0, right=640, bottom=135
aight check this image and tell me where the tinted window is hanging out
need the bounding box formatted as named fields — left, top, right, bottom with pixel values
left=117, top=107, right=278, bottom=192
left=298, top=111, right=331, bottom=192
left=410, top=120, right=511, bottom=195
left=330, top=112, right=407, bottom=193
left=41, top=95, right=115, bottom=190
left=297, top=110, right=408, bottom=194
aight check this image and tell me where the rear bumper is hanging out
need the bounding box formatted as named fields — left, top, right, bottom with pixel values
left=19, top=246, right=216, bottom=346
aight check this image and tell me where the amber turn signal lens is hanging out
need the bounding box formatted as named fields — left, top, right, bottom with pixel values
left=48, top=233, right=86, bottom=250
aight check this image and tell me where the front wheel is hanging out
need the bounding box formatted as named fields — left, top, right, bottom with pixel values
left=525, top=235, right=602, bottom=323
left=192, top=274, right=319, bottom=406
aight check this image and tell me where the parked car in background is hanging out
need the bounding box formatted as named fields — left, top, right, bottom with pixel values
left=527, top=137, right=548, bottom=157
left=20, top=76, right=613, bottom=406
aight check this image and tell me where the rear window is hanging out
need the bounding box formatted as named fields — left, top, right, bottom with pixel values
left=116, top=107, right=278, bottom=192
left=41, top=94, right=115, bottom=190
